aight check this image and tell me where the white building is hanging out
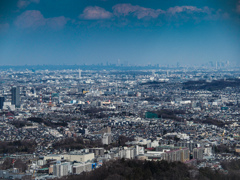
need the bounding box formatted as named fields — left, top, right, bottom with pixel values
left=147, top=140, right=159, bottom=148
left=2, top=102, right=15, bottom=111
left=102, top=133, right=112, bottom=145
left=72, top=163, right=92, bottom=174
left=53, top=162, right=71, bottom=177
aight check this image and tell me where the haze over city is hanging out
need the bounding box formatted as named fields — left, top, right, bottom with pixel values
left=0, top=0, right=240, bottom=66
left=2, top=1, right=240, bottom=179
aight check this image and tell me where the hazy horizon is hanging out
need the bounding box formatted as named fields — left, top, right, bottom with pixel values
left=1, top=0, right=240, bottom=66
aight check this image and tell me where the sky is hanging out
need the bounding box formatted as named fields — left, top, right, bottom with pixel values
left=0, top=0, right=240, bottom=66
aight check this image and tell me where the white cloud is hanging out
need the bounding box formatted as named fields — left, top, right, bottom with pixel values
left=14, top=10, right=69, bottom=30
left=167, top=6, right=203, bottom=14
left=113, top=4, right=164, bottom=19
left=17, top=0, right=40, bottom=9
left=80, top=6, right=113, bottom=20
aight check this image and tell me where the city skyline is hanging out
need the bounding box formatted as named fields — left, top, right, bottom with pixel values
left=0, top=0, right=240, bottom=65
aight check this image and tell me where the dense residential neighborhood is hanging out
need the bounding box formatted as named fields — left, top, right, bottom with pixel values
left=0, top=65, right=240, bottom=179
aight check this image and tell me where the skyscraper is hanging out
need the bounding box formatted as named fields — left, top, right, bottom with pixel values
left=11, top=86, right=20, bottom=108
left=78, top=69, right=82, bottom=79
left=0, top=97, right=4, bottom=109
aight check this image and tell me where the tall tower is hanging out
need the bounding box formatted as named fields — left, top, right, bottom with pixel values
left=78, top=69, right=82, bottom=79
left=58, top=95, right=61, bottom=104
left=49, top=93, right=52, bottom=105
left=11, top=86, right=20, bottom=108
left=0, top=97, right=4, bottom=109
left=40, top=93, right=42, bottom=103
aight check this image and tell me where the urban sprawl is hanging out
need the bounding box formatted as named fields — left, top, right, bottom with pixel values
left=0, top=65, right=240, bottom=179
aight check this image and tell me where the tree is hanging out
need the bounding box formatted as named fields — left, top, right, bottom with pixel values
left=2, top=158, right=12, bottom=170
left=14, top=159, right=28, bottom=172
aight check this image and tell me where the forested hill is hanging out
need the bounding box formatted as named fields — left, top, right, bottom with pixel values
left=59, top=159, right=240, bottom=180
left=183, top=79, right=240, bottom=91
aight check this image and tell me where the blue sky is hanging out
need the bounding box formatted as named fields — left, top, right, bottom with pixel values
left=0, top=0, right=240, bottom=66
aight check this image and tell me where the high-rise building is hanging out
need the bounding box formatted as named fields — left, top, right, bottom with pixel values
left=78, top=69, right=82, bottom=79
left=0, top=97, right=4, bottom=109
left=162, top=148, right=189, bottom=162
left=53, top=162, right=71, bottom=177
left=102, top=133, right=112, bottom=145
left=11, top=86, right=20, bottom=108
left=193, top=147, right=204, bottom=160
